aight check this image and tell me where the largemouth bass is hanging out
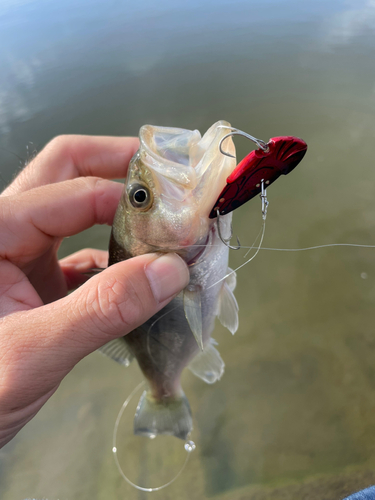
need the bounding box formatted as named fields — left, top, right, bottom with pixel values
left=101, top=120, right=239, bottom=440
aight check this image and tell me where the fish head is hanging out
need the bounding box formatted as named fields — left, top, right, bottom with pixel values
left=112, top=120, right=236, bottom=258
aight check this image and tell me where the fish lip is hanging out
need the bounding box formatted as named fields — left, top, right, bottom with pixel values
left=136, top=226, right=214, bottom=266
left=152, top=231, right=212, bottom=267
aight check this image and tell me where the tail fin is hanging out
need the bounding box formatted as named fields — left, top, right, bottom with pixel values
left=133, top=390, right=193, bottom=440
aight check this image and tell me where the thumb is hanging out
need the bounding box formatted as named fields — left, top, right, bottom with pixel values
left=0, top=253, right=189, bottom=410
left=65, top=252, right=190, bottom=357
left=45, top=252, right=189, bottom=364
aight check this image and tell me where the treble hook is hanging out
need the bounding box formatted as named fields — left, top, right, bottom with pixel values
left=218, top=126, right=270, bottom=158
left=216, top=209, right=241, bottom=250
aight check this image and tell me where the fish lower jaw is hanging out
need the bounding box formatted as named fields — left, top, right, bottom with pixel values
left=141, top=229, right=211, bottom=265
left=145, top=245, right=205, bottom=267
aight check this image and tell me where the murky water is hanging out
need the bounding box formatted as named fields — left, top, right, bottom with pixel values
left=2, top=0, right=375, bottom=498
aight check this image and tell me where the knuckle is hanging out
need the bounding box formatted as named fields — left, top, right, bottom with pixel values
left=43, top=135, right=70, bottom=158
left=47, top=134, right=72, bottom=151
left=78, top=176, right=108, bottom=224
left=84, top=175, right=104, bottom=190
left=38, top=135, right=73, bottom=170
left=84, top=275, right=147, bottom=334
left=42, top=135, right=79, bottom=166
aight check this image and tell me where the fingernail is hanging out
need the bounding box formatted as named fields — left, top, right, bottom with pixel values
left=145, top=254, right=190, bottom=303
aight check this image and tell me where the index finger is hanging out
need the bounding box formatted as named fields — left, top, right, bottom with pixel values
left=2, top=135, right=139, bottom=196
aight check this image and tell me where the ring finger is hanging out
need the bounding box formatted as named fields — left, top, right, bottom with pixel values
left=59, top=248, right=108, bottom=290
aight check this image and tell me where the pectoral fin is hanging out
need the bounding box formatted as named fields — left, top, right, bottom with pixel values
left=218, top=273, right=239, bottom=335
left=98, top=337, right=134, bottom=367
left=184, top=287, right=204, bottom=351
left=225, top=267, right=237, bottom=292
left=188, top=338, right=224, bottom=384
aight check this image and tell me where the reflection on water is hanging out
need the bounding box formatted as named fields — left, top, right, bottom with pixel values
left=323, top=0, right=375, bottom=48
left=2, top=0, right=375, bottom=498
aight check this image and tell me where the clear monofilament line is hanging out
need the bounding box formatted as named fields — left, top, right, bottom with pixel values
left=181, top=242, right=375, bottom=251
left=243, top=222, right=266, bottom=259
left=112, top=381, right=195, bottom=492
left=257, top=243, right=375, bottom=251
left=228, top=219, right=266, bottom=278
left=208, top=219, right=267, bottom=290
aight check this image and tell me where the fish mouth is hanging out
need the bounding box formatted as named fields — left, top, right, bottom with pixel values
left=137, top=234, right=210, bottom=266
left=152, top=231, right=212, bottom=267
left=184, top=234, right=210, bottom=266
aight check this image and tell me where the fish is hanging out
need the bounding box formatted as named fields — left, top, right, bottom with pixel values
left=100, top=120, right=239, bottom=440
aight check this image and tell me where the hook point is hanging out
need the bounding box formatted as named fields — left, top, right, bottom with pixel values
left=216, top=210, right=241, bottom=250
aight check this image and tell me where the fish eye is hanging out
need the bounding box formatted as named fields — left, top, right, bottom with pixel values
left=128, top=183, right=153, bottom=210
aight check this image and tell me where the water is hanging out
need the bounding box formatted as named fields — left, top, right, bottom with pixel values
left=1, top=0, right=375, bottom=498
left=184, top=441, right=196, bottom=453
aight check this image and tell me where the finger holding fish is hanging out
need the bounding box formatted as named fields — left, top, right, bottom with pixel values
left=1, top=135, right=139, bottom=196
left=59, top=248, right=108, bottom=290
left=0, top=177, right=122, bottom=303
left=0, top=135, right=191, bottom=450
left=0, top=251, right=189, bottom=448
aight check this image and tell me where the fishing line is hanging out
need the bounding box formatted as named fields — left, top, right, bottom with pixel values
left=243, top=222, right=266, bottom=259
left=254, top=243, right=375, bottom=252
left=112, top=381, right=196, bottom=492
left=146, top=305, right=179, bottom=360
left=186, top=242, right=375, bottom=252
left=208, top=180, right=269, bottom=290
left=179, top=242, right=375, bottom=251
left=208, top=219, right=267, bottom=290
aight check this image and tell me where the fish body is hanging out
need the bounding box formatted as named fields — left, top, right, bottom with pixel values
left=102, top=121, right=239, bottom=440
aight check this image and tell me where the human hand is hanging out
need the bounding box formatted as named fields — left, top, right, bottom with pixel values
left=0, top=135, right=189, bottom=448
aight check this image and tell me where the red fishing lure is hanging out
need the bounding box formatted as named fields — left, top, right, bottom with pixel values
left=209, top=136, right=307, bottom=218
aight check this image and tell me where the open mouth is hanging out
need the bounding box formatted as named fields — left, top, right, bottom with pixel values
left=173, top=233, right=211, bottom=267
